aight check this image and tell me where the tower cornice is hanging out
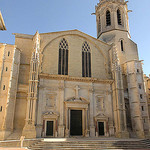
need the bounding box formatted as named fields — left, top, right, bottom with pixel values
left=96, top=0, right=127, bottom=13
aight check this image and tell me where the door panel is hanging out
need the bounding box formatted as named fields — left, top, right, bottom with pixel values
left=70, top=110, right=82, bottom=136
left=46, top=121, right=53, bottom=136
left=98, top=122, right=104, bottom=136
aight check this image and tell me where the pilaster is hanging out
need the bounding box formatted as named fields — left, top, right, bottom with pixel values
left=58, top=80, right=65, bottom=137
left=89, top=84, right=95, bottom=137
left=22, top=31, right=40, bottom=139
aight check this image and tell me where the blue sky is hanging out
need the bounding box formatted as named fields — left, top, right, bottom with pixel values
left=0, top=0, right=150, bottom=76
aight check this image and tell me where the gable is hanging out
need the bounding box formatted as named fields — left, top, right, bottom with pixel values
left=40, top=30, right=111, bottom=80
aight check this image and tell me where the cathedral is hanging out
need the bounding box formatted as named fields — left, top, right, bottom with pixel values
left=0, top=0, right=150, bottom=140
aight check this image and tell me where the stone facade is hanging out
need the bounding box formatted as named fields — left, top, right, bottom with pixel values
left=0, top=0, right=150, bottom=140
left=144, top=75, right=150, bottom=121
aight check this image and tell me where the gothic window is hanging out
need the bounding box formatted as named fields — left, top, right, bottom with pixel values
left=121, top=40, right=124, bottom=51
left=82, top=41, right=91, bottom=77
left=117, top=9, right=122, bottom=25
left=58, top=38, right=69, bottom=75
left=106, top=10, right=111, bottom=26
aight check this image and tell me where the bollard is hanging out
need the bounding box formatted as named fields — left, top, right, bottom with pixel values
left=20, top=136, right=25, bottom=148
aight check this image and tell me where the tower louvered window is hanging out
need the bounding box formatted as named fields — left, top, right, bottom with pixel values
left=82, top=41, right=91, bottom=77
left=98, top=15, right=101, bottom=33
left=106, top=10, right=111, bottom=26
left=117, top=9, right=122, bottom=25
left=58, top=38, right=69, bottom=75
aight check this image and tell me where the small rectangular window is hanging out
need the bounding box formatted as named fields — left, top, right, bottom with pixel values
left=140, top=94, right=143, bottom=99
left=121, top=40, right=124, bottom=51
left=8, top=51, right=10, bottom=56
left=139, top=84, right=142, bottom=89
left=3, top=85, right=5, bottom=90
left=137, top=69, right=139, bottom=73
left=6, top=67, right=8, bottom=71
left=0, top=106, right=2, bottom=112
left=142, top=106, right=144, bottom=111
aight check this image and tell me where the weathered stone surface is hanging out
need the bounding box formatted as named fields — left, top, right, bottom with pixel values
left=0, top=0, right=149, bottom=140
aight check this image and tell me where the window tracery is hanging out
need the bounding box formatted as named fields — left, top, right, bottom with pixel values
left=58, top=38, right=69, bottom=75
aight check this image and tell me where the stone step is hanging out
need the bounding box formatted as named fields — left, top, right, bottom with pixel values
left=30, top=146, right=149, bottom=148
left=29, top=146, right=149, bottom=149
left=28, top=139, right=150, bottom=150
left=31, top=142, right=148, bottom=145
left=32, top=142, right=147, bottom=145
left=30, top=147, right=150, bottom=149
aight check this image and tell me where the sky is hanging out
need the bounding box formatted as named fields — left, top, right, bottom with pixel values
left=0, top=0, right=150, bottom=76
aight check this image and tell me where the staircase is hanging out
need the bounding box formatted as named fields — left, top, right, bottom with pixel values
left=28, top=138, right=150, bottom=150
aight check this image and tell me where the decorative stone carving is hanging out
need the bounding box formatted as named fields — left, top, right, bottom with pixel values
left=46, top=94, right=56, bottom=108
left=74, top=85, right=80, bottom=99
left=65, top=97, right=89, bottom=104
left=96, top=96, right=104, bottom=112
left=95, top=113, right=108, bottom=120
left=43, top=111, right=59, bottom=119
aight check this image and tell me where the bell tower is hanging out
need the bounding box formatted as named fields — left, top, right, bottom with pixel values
left=95, top=0, right=150, bottom=138
left=96, top=0, right=130, bottom=40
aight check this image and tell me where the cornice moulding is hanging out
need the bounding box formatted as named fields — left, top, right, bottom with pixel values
left=39, top=73, right=113, bottom=84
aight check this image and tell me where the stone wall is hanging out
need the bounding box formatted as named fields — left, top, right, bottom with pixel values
left=0, top=44, right=20, bottom=140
